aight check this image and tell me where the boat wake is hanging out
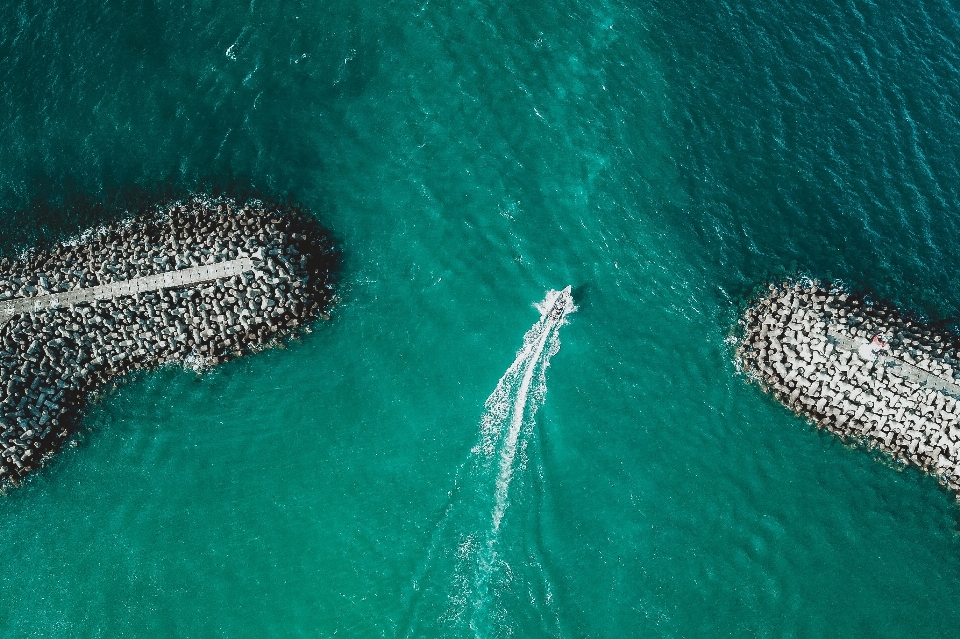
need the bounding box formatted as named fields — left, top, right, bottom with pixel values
left=401, top=288, right=575, bottom=639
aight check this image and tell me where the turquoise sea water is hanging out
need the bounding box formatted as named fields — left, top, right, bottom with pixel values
left=3, top=0, right=960, bottom=636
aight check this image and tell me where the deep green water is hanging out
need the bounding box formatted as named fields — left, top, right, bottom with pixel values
left=2, top=0, right=960, bottom=636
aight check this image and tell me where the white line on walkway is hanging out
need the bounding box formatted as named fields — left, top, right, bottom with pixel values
left=0, top=257, right=255, bottom=324
left=828, top=328, right=960, bottom=397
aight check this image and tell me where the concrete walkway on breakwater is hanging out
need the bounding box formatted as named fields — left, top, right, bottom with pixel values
left=0, top=257, right=256, bottom=326
left=826, top=327, right=960, bottom=398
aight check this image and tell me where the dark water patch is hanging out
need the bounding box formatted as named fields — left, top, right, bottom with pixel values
left=644, top=0, right=960, bottom=315
left=0, top=0, right=388, bottom=222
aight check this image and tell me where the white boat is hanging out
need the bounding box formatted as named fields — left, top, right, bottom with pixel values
left=547, top=286, right=573, bottom=322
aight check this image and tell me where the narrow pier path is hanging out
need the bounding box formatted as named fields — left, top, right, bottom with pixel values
left=827, top=328, right=960, bottom=398
left=0, top=257, right=255, bottom=326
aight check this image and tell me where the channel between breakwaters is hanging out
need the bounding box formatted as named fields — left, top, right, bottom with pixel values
left=737, top=282, right=960, bottom=495
left=0, top=196, right=338, bottom=486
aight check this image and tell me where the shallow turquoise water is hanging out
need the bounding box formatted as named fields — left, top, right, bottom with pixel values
left=3, top=0, right=960, bottom=636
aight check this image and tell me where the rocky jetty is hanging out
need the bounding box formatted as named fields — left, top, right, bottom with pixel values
left=0, top=196, right=337, bottom=485
left=737, top=281, right=960, bottom=494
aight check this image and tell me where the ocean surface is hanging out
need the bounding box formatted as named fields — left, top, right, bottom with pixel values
left=2, top=0, right=960, bottom=636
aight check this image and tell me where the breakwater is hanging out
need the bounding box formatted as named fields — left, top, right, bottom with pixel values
left=0, top=197, right=337, bottom=485
left=737, top=282, right=960, bottom=494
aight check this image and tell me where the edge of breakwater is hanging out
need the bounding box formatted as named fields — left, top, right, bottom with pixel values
left=737, top=279, right=960, bottom=496
left=0, top=195, right=339, bottom=487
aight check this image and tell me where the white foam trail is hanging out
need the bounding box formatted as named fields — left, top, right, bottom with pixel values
left=490, top=314, right=552, bottom=534
left=475, top=288, right=572, bottom=536
left=402, top=288, right=574, bottom=639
